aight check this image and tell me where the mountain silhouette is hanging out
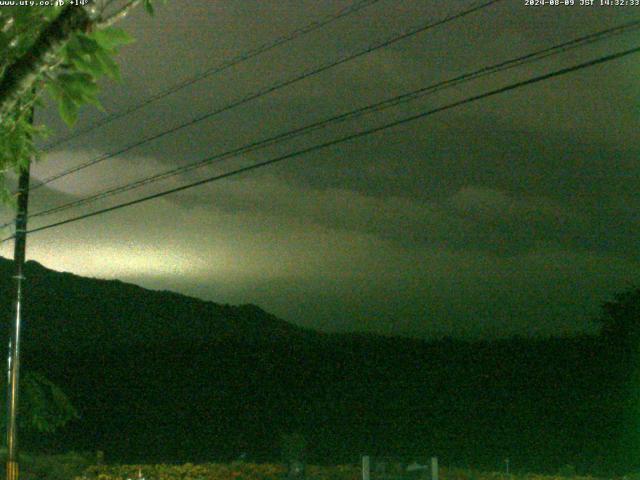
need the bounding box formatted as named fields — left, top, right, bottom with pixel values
left=0, top=257, right=633, bottom=474
left=0, top=256, right=310, bottom=351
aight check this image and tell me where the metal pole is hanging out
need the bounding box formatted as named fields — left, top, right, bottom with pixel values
left=5, top=155, right=31, bottom=480
left=362, top=456, right=370, bottom=480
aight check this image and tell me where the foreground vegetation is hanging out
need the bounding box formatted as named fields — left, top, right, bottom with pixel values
left=75, top=463, right=607, bottom=480
left=5, top=258, right=639, bottom=473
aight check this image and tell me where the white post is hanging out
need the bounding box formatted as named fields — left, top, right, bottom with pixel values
left=362, top=456, right=371, bottom=480
left=430, top=457, right=438, bottom=480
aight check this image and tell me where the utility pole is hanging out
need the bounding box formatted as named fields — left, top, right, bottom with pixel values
left=5, top=122, right=32, bottom=480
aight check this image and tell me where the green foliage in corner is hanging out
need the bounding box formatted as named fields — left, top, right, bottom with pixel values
left=1, top=370, right=79, bottom=434
left=0, top=1, right=165, bottom=205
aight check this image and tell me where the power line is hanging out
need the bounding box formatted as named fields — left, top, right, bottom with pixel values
left=40, top=0, right=383, bottom=152
left=17, top=19, right=640, bottom=225
left=33, top=0, right=498, bottom=188
left=3, top=44, right=637, bottom=244
left=30, top=0, right=502, bottom=191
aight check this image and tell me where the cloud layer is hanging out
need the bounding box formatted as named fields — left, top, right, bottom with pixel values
left=2, top=0, right=637, bottom=339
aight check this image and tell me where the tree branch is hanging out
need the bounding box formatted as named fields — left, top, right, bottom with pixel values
left=0, top=5, right=92, bottom=122
left=97, top=0, right=142, bottom=28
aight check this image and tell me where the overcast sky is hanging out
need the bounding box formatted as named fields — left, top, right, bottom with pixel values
left=1, top=0, right=639, bottom=339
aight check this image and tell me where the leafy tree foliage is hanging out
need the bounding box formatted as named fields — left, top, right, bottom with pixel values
left=1, top=370, right=78, bottom=434
left=0, top=0, right=164, bottom=205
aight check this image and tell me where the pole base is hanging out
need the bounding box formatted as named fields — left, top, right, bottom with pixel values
left=7, top=459, right=19, bottom=480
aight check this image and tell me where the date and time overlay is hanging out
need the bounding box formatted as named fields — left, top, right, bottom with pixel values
left=1, top=0, right=639, bottom=9
left=526, top=0, right=639, bottom=6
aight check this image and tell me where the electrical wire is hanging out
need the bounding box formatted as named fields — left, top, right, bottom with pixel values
left=2, top=43, right=636, bottom=244
left=40, top=0, right=384, bottom=152
left=29, top=0, right=502, bottom=191
left=15, top=18, right=640, bottom=225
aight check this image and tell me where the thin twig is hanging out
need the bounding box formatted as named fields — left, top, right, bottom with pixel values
left=97, top=0, right=142, bottom=28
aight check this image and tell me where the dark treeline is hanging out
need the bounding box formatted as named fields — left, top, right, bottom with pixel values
left=1, top=257, right=639, bottom=475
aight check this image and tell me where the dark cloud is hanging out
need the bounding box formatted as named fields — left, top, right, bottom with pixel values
left=5, top=0, right=639, bottom=339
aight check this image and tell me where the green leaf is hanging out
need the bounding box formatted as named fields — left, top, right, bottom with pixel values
left=45, top=79, right=65, bottom=102
left=59, top=95, right=78, bottom=126
left=70, top=52, right=104, bottom=77
left=143, top=0, right=155, bottom=16
left=56, top=72, right=97, bottom=103
left=51, top=72, right=103, bottom=120
left=3, top=371, right=79, bottom=433
left=75, top=33, right=100, bottom=53
left=92, top=27, right=134, bottom=51
left=0, top=185, right=16, bottom=210
left=0, top=10, right=140, bottom=206
left=94, top=47, right=121, bottom=81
